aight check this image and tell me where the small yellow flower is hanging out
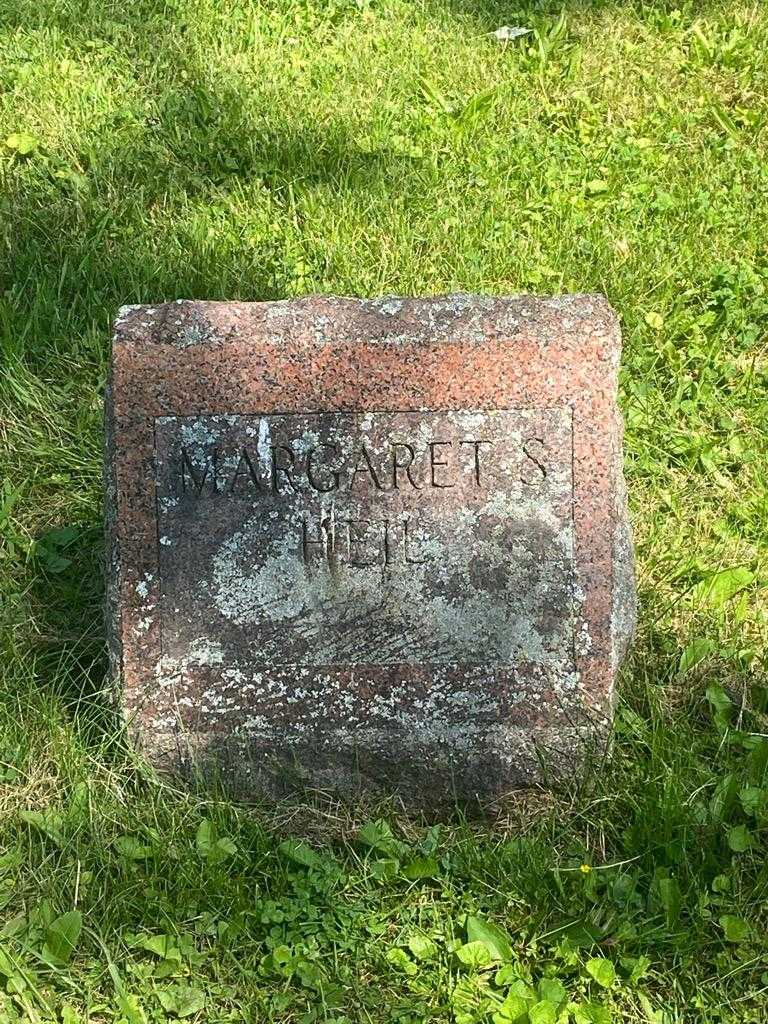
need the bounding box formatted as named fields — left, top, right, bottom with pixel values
left=580, top=863, right=592, bottom=874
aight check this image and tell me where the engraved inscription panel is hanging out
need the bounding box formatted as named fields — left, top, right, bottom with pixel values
left=154, top=410, right=575, bottom=667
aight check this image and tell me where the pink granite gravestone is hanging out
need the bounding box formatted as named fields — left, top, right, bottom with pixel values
left=105, top=295, right=635, bottom=803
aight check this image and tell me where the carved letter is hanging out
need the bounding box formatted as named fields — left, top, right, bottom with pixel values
left=271, top=445, right=296, bottom=493
left=301, top=515, right=334, bottom=565
left=391, top=442, right=422, bottom=489
left=307, top=444, right=341, bottom=493
left=403, top=518, right=428, bottom=564
left=428, top=440, right=455, bottom=488
left=180, top=448, right=219, bottom=495
left=521, top=437, right=547, bottom=486
left=459, top=440, right=493, bottom=487
left=345, top=518, right=382, bottom=568
left=349, top=445, right=384, bottom=492
left=229, top=448, right=262, bottom=493
left=383, top=518, right=393, bottom=566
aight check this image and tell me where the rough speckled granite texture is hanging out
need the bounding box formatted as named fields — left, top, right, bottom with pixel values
left=105, top=294, right=636, bottom=805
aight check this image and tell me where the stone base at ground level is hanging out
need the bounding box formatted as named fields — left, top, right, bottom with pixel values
left=132, top=722, right=611, bottom=807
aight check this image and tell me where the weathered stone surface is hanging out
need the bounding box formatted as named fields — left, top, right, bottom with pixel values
left=105, top=294, right=636, bottom=804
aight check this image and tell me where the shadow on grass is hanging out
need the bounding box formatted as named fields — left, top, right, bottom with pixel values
left=21, top=525, right=114, bottom=739
left=6, top=64, right=426, bottom=370
left=2, top=0, right=710, bottom=786
left=0, top=0, right=442, bottom=757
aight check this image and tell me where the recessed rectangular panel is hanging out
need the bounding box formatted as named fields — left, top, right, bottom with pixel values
left=153, top=409, right=575, bottom=668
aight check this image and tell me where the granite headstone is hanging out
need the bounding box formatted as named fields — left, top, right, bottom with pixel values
left=105, top=294, right=636, bottom=803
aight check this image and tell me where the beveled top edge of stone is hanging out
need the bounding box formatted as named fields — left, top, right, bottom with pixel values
left=113, top=292, right=620, bottom=351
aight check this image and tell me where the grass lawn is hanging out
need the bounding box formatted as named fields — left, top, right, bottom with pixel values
left=1, top=0, right=768, bottom=1021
